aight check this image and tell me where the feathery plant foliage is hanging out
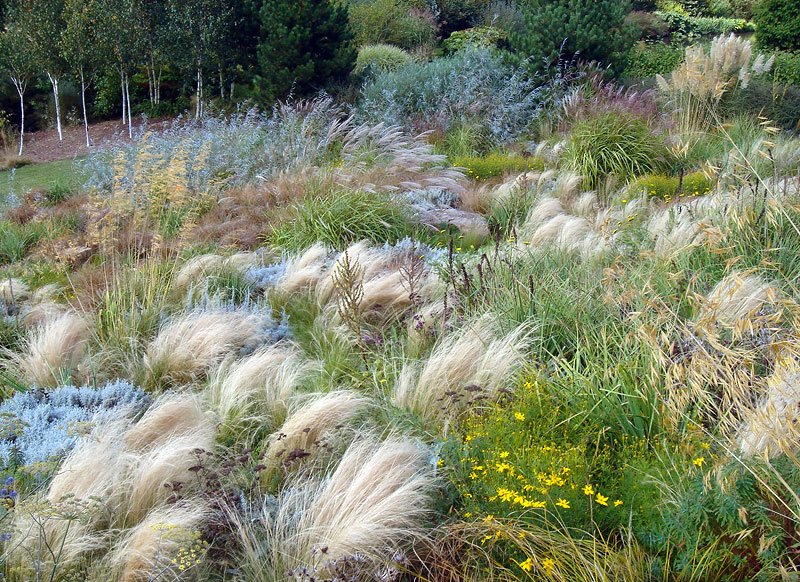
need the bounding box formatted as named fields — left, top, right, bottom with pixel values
left=564, top=112, right=668, bottom=189
left=269, top=189, right=414, bottom=251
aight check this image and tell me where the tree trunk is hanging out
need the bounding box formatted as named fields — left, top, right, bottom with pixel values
left=48, top=73, right=63, bottom=142
left=196, top=66, right=203, bottom=119
left=120, top=68, right=127, bottom=125
left=155, top=67, right=163, bottom=105
left=219, top=67, right=224, bottom=100
left=80, top=69, right=90, bottom=148
left=125, top=72, right=133, bottom=139
left=146, top=59, right=154, bottom=105
left=230, top=81, right=235, bottom=102
left=13, top=80, right=25, bottom=156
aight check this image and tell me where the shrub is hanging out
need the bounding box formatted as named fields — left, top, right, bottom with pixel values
left=631, top=171, right=714, bottom=200
left=353, top=44, right=413, bottom=77
left=453, top=153, right=545, bottom=180
left=754, top=0, right=800, bottom=52
left=656, top=10, right=753, bottom=41
left=348, top=0, right=438, bottom=50
left=0, top=380, right=149, bottom=468
left=437, top=0, right=489, bottom=35
left=443, top=25, right=505, bottom=52
left=627, top=11, right=670, bottom=40
left=772, top=50, right=800, bottom=86
left=257, top=0, right=355, bottom=102
left=269, top=189, right=413, bottom=250
left=564, top=113, right=668, bottom=188
left=626, top=44, right=680, bottom=81
left=624, top=43, right=683, bottom=78
left=358, top=47, right=544, bottom=144
left=509, top=0, right=637, bottom=73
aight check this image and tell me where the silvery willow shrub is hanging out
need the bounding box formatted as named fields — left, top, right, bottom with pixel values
left=83, top=98, right=348, bottom=193
left=357, top=47, right=544, bottom=144
left=0, top=380, right=149, bottom=467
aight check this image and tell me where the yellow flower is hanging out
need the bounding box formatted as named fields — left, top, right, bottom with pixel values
left=555, top=498, right=570, bottom=509
left=583, top=484, right=595, bottom=496
left=701, top=442, right=710, bottom=450
left=499, top=451, right=510, bottom=459
left=614, top=499, right=623, bottom=507
left=542, top=557, right=555, bottom=574
left=483, top=514, right=494, bottom=523
left=595, top=493, right=609, bottom=506
left=469, top=472, right=478, bottom=480
left=693, top=456, right=706, bottom=468
left=515, top=412, right=525, bottom=421
left=519, top=557, right=534, bottom=572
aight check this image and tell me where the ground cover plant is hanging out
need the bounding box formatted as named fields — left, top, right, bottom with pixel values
left=0, top=0, right=799, bottom=578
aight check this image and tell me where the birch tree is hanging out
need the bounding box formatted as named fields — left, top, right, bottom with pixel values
left=62, top=0, right=102, bottom=148
left=168, top=0, right=232, bottom=119
left=0, top=20, right=36, bottom=156
left=18, top=0, right=68, bottom=141
left=96, top=0, right=144, bottom=138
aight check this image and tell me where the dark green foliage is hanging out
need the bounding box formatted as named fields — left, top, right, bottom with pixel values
left=772, top=51, right=800, bottom=86
left=257, top=0, right=356, bottom=103
left=623, top=42, right=683, bottom=78
left=437, top=0, right=489, bottom=36
left=754, top=0, right=800, bottom=52
left=722, top=80, right=800, bottom=131
left=510, top=0, right=636, bottom=72
left=656, top=10, right=752, bottom=42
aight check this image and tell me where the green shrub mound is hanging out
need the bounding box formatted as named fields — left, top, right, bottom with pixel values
left=353, top=44, right=413, bottom=77
left=754, top=0, right=800, bottom=52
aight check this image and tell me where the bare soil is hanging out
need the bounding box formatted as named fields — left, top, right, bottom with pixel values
left=21, top=117, right=173, bottom=163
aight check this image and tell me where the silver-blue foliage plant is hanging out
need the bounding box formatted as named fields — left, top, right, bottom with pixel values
left=358, top=47, right=544, bottom=144
left=0, top=380, right=149, bottom=468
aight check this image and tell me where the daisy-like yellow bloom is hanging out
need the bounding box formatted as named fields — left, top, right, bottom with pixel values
left=693, top=456, right=705, bottom=468
left=555, top=498, right=570, bottom=509
left=541, top=558, right=555, bottom=574
left=499, top=451, right=510, bottom=459
left=515, top=412, right=525, bottom=421
left=519, top=557, right=534, bottom=572
left=595, top=493, right=609, bottom=506
left=583, top=484, right=595, bottom=496
left=614, top=499, right=623, bottom=507
left=483, top=514, right=494, bottom=523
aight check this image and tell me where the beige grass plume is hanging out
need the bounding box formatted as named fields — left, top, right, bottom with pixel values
left=17, top=310, right=90, bottom=387
left=143, top=309, right=265, bottom=387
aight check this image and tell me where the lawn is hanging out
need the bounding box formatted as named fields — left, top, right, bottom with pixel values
left=0, top=158, right=86, bottom=202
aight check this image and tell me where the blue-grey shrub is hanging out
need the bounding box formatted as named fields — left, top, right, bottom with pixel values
left=0, top=380, right=150, bottom=467
left=357, top=47, right=544, bottom=144
left=82, top=98, right=347, bottom=194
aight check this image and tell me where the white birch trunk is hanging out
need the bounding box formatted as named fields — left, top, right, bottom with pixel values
left=48, top=73, right=63, bottom=141
left=125, top=73, right=133, bottom=139
left=13, top=80, right=25, bottom=156
left=195, top=66, right=203, bottom=119
left=120, top=69, right=127, bottom=125
left=80, top=69, right=90, bottom=148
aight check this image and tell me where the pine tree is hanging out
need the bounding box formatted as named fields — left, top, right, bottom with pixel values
left=510, top=0, right=636, bottom=73
left=257, top=0, right=355, bottom=103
